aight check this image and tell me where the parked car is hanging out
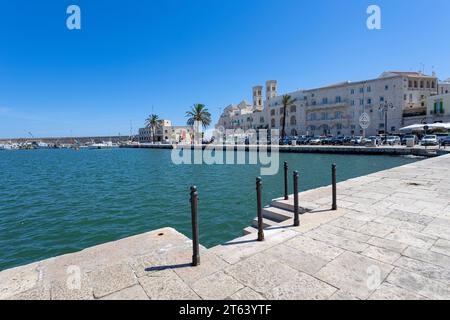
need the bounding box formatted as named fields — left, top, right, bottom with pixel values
left=342, top=136, right=353, bottom=145
left=421, top=135, right=439, bottom=146
left=361, top=136, right=380, bottom=146
left=330, top=136, right=345, bottom=145
left=350, top=136, right=363, bottom=145
left=401, top=134, right=419, bottom=145
left=441, top=136, right=450, bottom=146
left=386, top=136, right=401, bottom=146
left=321, top=136, right=333, bottom=145
left=297, top=136, right=310, bottom=145
left=309, top=137, right=322, bottom=145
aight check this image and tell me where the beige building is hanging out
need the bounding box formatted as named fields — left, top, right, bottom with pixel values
left=138, top=120, right=192, bottom=144
left=217, top=71, right=439, bottom=137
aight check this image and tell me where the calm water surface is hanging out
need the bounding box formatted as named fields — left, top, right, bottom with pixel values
left=0, top=148, right=420, bottom=270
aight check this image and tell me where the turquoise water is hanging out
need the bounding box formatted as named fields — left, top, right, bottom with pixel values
left=0, top=148, right=419, bottom=271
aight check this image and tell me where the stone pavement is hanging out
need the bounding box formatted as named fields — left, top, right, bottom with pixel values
left=1, top=154, right=450, bottom=300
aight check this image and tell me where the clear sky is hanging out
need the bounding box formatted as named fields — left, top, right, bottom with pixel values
left=1, top=0, right=449, bottom=138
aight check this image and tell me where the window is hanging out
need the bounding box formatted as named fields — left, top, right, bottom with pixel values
left=404, top=94, right=407, bottom=101
left=359, top=87, right=364, bottom=93
left=409, top=80, right=413, bottom=88
left=367, top=86, right=372, bottom=92
left=380, top=96, right=385, bottom=102
left=391, top=126, right=396, bottom=132
left=335, top=111, right=342, bottom=119
left=336, top=123, right=343, bottom=130
left=290, top=105, right=296, bottom=113
left=385, top=85, right=389, bottom=90
left=270, top=109, right=275, bottom=116
left=290, top=116, right=297, bottom=126
left=350, top=89, right=355, bottom=95
left=279, top=118, right=284, bottom=127
left=322, top=98, right=328, bottom=104
left=336, top=96, right=341, bottom=103
left=271, top=118, right=275, bottom=128
left=367, top=98, right=372, bottom=105
left=260, top=117, right=265, bottom=123
left=351, top=100, right=355, bottom=106
left=379, top=123, right=385, bottom=129
left=360, top=99, right=364, bottom=105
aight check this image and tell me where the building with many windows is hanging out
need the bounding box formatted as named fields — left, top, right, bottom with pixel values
left=217, top=71, right=441, bottom=136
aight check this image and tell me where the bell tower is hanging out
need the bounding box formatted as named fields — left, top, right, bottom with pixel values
left=252, top=85, right=263, bottom=111
left=266, top=80, right=278, bottom=101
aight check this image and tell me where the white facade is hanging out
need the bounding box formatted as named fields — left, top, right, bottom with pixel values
left=217, top=71, right=439, bottom=137
left=139, top=120, right=192, bottom=144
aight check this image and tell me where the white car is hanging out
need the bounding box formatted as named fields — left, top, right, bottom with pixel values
left=386, top=136, right=401, bottom=146
left=421, top=135, right=438, bottom=146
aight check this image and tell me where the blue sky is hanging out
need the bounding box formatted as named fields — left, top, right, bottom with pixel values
left=1, top=0, right=449, bottom=138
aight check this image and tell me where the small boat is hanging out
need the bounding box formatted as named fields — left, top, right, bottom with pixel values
left=88, top=141, right=119, bottom=149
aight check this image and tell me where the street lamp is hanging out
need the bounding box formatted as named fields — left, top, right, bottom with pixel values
left=379, top=102, right=395, bottom=144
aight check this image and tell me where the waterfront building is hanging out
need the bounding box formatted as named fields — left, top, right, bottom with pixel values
left=217, top=71, right=440, bottom=137
left=427, top=93, right=450, bottom=123
left=138, top=120, right=192, bottom=144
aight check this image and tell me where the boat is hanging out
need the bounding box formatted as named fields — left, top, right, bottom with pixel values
left=88, top=141, right=119, bottom=149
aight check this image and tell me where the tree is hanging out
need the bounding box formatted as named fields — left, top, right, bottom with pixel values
left=186, top=104, right=212, bottom=143
left=145, top=114, right=160, bottom=143
left=281, top=95, right=296, bottom=144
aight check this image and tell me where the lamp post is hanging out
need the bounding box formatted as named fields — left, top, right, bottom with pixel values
left=379, top=102, right=395, bottom=144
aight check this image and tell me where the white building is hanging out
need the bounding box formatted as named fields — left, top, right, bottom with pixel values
left=138, top=120, right=193, bottom=144
left=217, top=71, right=439, bottom=137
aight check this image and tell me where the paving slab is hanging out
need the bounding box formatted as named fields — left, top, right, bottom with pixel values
left=228, top=287, right=266, bottom=300
left=315, top=251, right=394, bottom=299
left=266, top=271, right=337, bottom=300
left=191, top=271, right=244, bottom=300
left=224, top=253, right=299, bottom=294
left=386, top=268, right=450, bottom=300
left=368, top=282, right=426, bottom=300
left=101, top=285, right=149, bottom=300
left=138, top=270, right=200, bottom=300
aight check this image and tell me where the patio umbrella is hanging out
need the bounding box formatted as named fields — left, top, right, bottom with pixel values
left=428, top=123, right=450, bottom=130
left=399, top=124, right=426, bottom=132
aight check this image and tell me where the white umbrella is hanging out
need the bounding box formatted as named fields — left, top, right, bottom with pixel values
left=428, top=123, right=450, bottom=130
left=399, top=124, right=425, bottom=132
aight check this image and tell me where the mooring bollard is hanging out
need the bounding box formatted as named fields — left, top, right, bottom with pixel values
left=190, top=186, right=200, bottom=266
left=284, top=161, right=289, bottom=200
left=293, top=171, right=300, bottom=227
left=256, top=177, right=264, bottom=241
left=332, top=164, right=337, bottom=211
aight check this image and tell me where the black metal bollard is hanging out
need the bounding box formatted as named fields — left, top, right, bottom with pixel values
left=256, top=177, right=264, bottom=241
left=293, top=171, right=300, bottom=227
left=284, top=161, right=289, bottom=200
left=332, top=164, right=337, bottom=211
left=190, top=186, right=200, bottom=266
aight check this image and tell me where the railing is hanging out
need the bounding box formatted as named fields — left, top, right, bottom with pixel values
left=188, top=162, right=338, bottom=266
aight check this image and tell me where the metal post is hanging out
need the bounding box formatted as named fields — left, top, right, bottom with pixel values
left=284, top=161, right=289, bottom=200
left=256, top=177, right=264, bottom=241
left=332, top=164, right=337, bottom=211
left=190, top=186, right=200, bottom=266
left=293, top=171, right=300, bottom=227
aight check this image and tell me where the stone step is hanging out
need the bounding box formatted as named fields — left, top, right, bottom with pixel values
left=271, top=196, right=312, bottom=213
left=251, top=217, right=280, bottom=229
left=242, top=226, right=257, bottom=236
left=262, top=206, right=293, bottom=222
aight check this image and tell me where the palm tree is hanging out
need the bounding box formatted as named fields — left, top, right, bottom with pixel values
left=186, top=104, right=211, bottom=143
left=281, top=95, right=296, bottom=144
left=145, top=114, right=160, bottom=143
